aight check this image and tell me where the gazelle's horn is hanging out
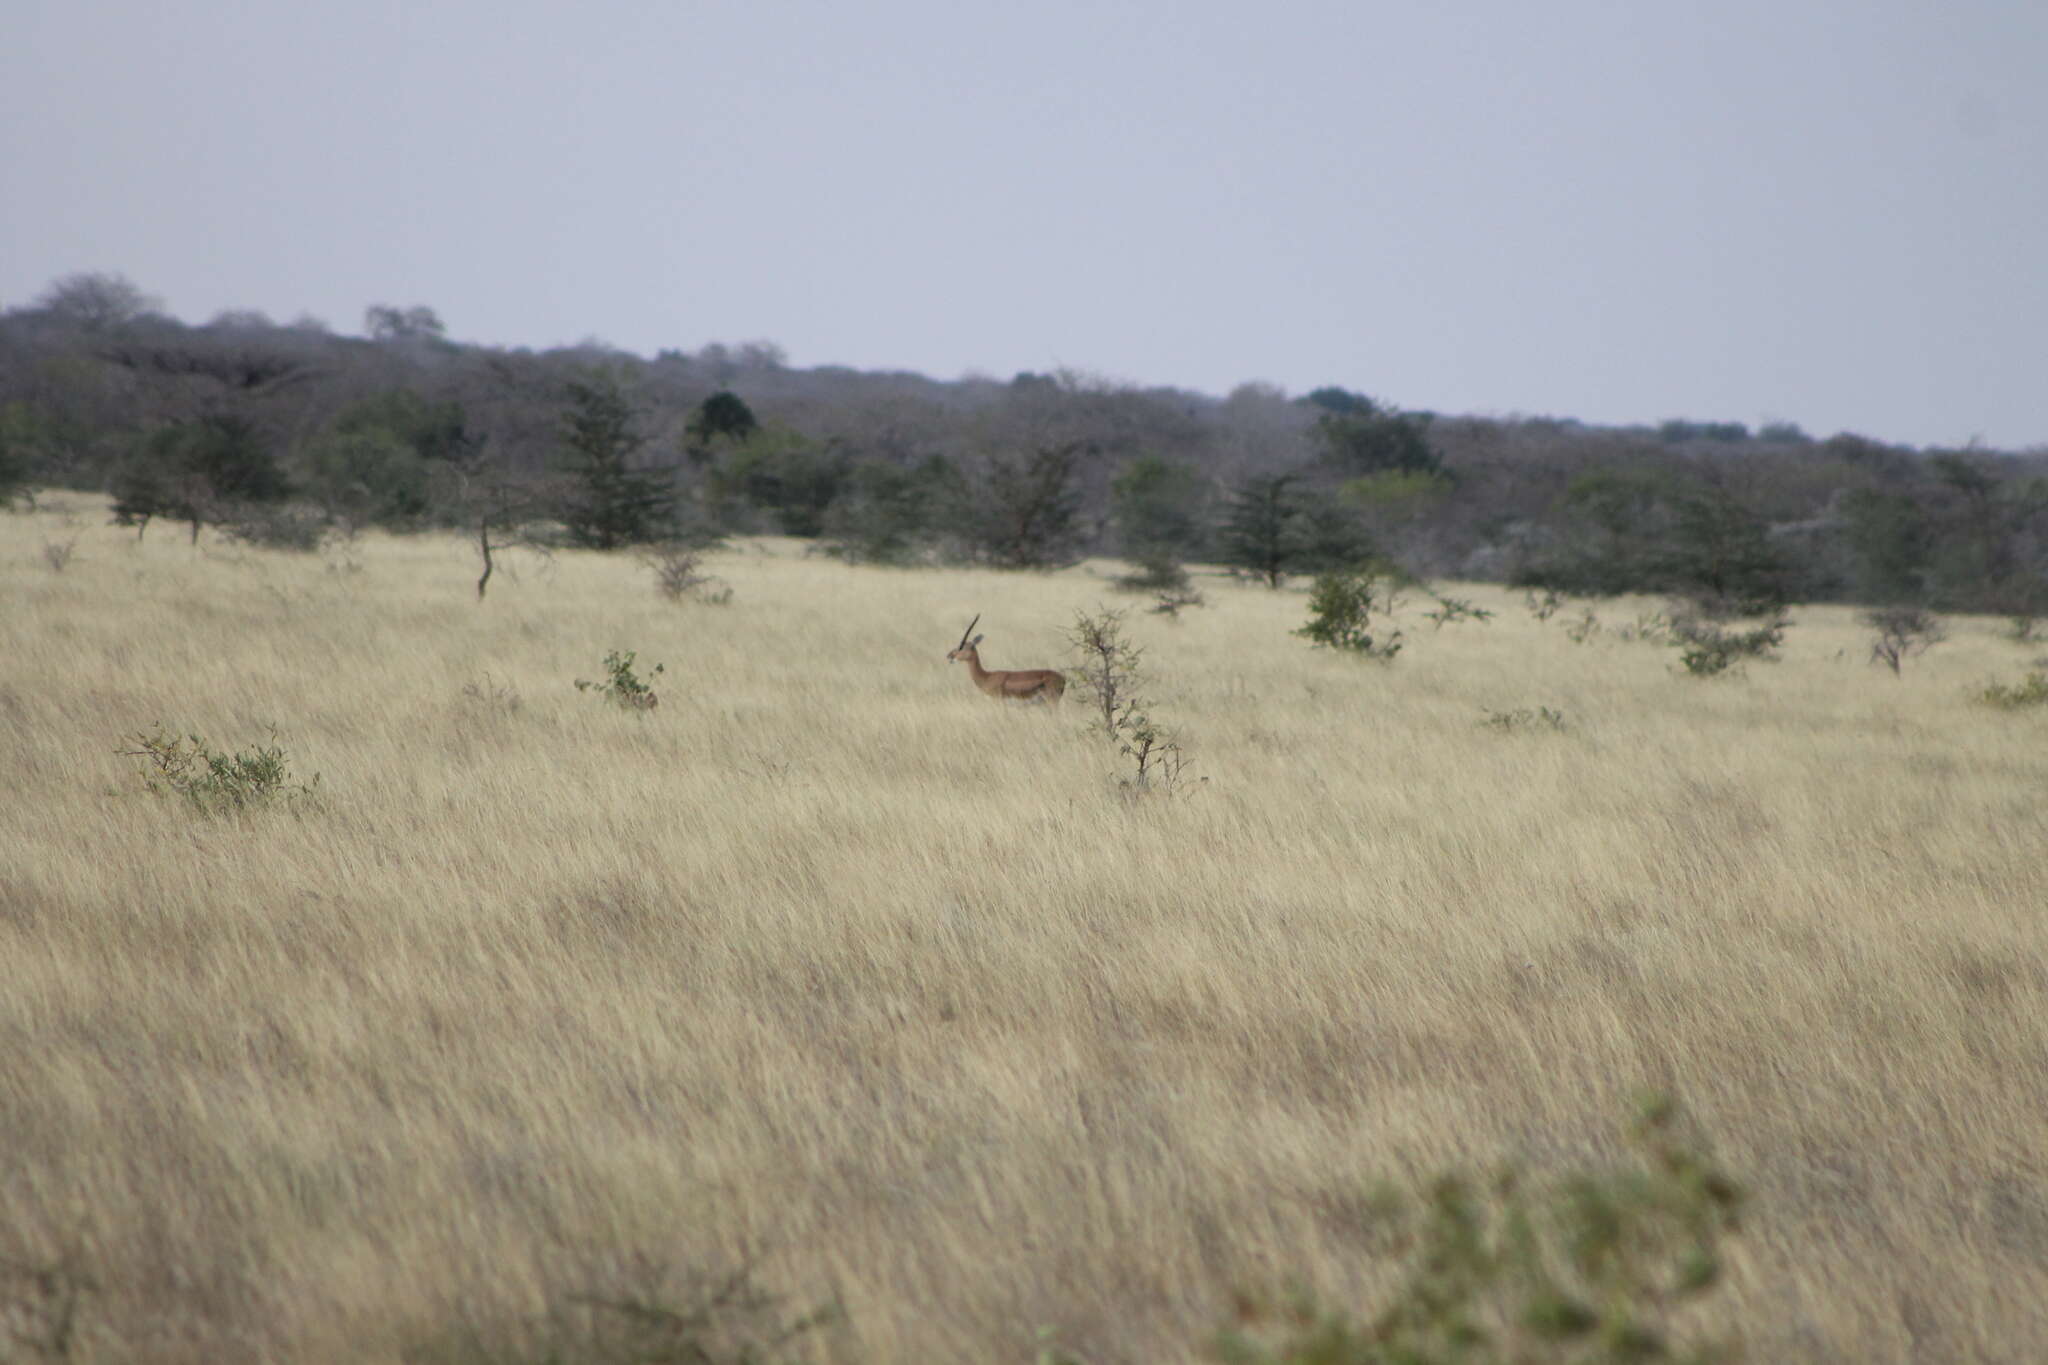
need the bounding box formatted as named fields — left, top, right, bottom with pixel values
left=957, top=614, right=981, bottom=649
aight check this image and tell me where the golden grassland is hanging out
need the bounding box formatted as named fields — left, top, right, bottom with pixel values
left=3, top=497, right=2047, bottom=1362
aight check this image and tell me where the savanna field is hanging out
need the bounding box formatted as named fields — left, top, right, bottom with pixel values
left=4, top=498, right=2047, bottom=1362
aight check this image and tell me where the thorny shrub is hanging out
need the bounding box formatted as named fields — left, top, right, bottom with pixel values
left=576, top=650, right=664, bottom=710
left=1669, top=608, right=1788, bottom=678
left=1068, top=607, right=1199, bottom=798
left=1423, top=594, right=1494, bottom=629
left=121, top=727, right=320, bottom=813
left=1866, top=607, right=1944, bottom=676
left=645, top=544, right=732, bottom=605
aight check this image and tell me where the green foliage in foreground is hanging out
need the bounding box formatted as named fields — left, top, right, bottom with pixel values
left=1215, top=1096, right=1742, bottom=1365
left=122, top=727, right=319, bottom=813
left=5, top=1099, right=1742, bottom=1362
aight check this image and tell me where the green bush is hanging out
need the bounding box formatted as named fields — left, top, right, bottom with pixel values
left=1670, top=611, right=1787, bottom=677
left=122, top=727, right=319, bottom=813
left=1978, top=672, right=2048, bottom=709
left=1295, top=569, right=1403, bottom=659
left=576, top=650, right=664, bottom=710
left=1423, top=594, right=1493, bottom=629
left=1215, top=1096, right=1742, bottom=1365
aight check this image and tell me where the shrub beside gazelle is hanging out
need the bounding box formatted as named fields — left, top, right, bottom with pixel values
left=946, top=615, right=1066, bottom=705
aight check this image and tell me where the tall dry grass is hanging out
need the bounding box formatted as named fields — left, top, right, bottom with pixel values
left=2, top=499, right=2045, bottom=1362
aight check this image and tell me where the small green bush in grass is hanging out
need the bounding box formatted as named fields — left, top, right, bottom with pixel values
left=122, top=727, right=319, bottom=813
left=1978, top=672, right=2048, bottom=710
left=576, top=650, right=664, bottom=710
left=1295, top=569, right=1403, bottom=659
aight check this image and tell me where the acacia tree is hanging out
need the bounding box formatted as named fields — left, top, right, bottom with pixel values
left=363, top=305, right=446, bottom=343
left=558, top=370, right=675, bottom=549
left=1111, top=454, right=1209, bottom=566
left=33, top=272, right=161, bottom=332
left=1307, top=387, right=1441, bottom=478
left=1220, top=474, right=1301, bottom=587
left=1218, top=473, right=1375, bottom=587
left=962, top=440, right=1093, bottom=568
left=685, top=390, right=759, bottom=459
left=110, top=413, right=290, bottom=542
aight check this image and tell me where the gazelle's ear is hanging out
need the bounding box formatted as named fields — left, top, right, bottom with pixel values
left=971, top=635, right=983, bottom=647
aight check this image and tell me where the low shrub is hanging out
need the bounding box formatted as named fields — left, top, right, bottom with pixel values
left=121, top=727, right=320, bottom=813
left=645, top=544, right=732, bottom=605
left=576, top=650, right=664, bottom=710
left=1295, top=569, right=1403, bottom=659
left=1423, top=594, right=1494, bottom=629
left=1866, top=607, right=1943, bottom=676
left=221, top=505, right=332, bottom=552
left=1670, top=609, right=1787, bottom=677
left=1482, top=706, right=1568, bottom=732
left=1978, top=672, right=2048, bottom=709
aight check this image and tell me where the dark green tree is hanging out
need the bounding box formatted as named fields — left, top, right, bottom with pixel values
left=111, top=413, right=290, bottom=543
left=1219, top=473, right=1300, bottom=588
left=1316, top=408, right=1440, bottom=478
left=1515, top=468, right=1677, bottom=598
left=0, top=402, right=43, bottom=507
left=709, top=429, right=850, bottom=536
left=1839, top=488, right=1931, bottom=603
left=1303, top=386, right=1375, bottom=416
left=303, top=388, right=478, bottom=525
left=685, top=390, right=759, bottom=460
left=1307, top=389, right=1442, bottom=479
left=1111, top=454, right=1209, bottom=563
left=821, top=455, right=961, bottom=564
left=1292, top=497, right=1381, bottom=575
left=558, top=371, right=674, bottom=549
left=303, top=428, right=431, bottom=524
left=957, top=441, right=1092, bottom=568
left=1665, top=483, right=1790, bottom=614
left=1519, top=468, right=1786, bottom=610
left=335, top=388, right=476, bottom=463
left=1219, top=473, right=1377, bottom=587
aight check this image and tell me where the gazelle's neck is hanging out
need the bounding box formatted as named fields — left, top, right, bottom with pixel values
left=959, top=647, right=991, bottom=683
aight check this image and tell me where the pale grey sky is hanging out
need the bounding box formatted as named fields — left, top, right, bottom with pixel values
left=4, top=0, right=2043, bottom=448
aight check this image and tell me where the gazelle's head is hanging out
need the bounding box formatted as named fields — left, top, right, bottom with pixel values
left=946, top=614, right=983, bottom=662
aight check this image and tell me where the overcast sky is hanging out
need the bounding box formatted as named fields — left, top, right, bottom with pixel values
left=4, top=0, right=2043, bottom=449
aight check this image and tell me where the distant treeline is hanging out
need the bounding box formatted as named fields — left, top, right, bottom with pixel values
left=3, top=271, right=2045, bottom=616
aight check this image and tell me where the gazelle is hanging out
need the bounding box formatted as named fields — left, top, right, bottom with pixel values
left=947, top=615, right=1066, bottom=704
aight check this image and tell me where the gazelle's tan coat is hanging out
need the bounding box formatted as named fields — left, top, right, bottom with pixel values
left=947, top=615, right=1065, bottom=704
